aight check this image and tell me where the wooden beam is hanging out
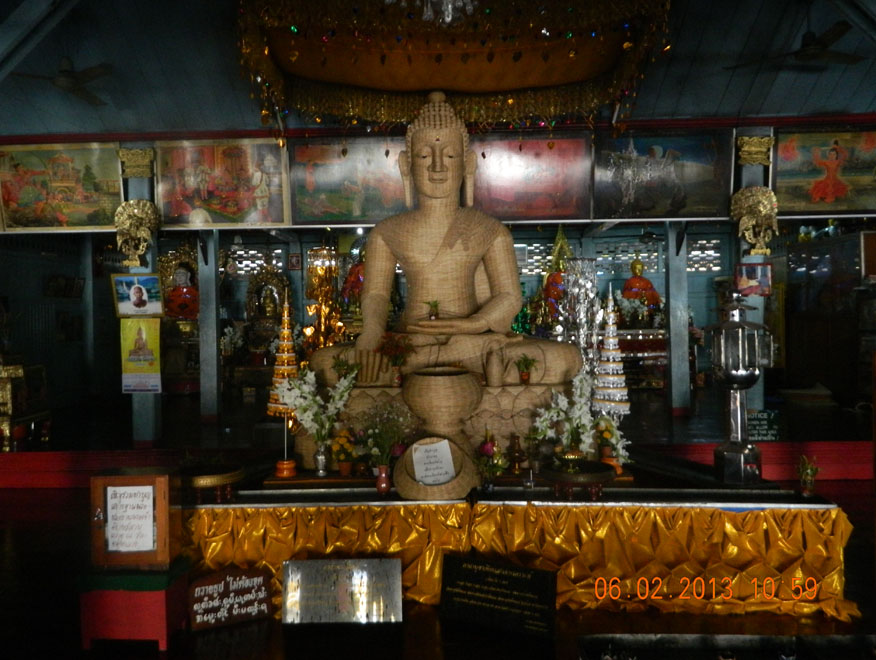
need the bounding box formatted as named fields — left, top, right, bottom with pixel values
left=0, top=0, right=81, bottom=84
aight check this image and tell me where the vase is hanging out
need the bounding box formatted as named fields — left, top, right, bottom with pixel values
left=519, top=371, right=530, bottom=384
left=391, top=365, right=402, bottom=387
left=337, top=460, right=353, bottom=476
left=375, top=464, right=391, bottom=495
left=800, top=475, right=816, bottom=497
left=313, top=444, right=328, bottom=477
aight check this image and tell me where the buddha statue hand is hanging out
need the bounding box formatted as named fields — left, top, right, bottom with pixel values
left=406, top=316, right=490, bottom=335
left=354, top=348, right=389, bottom=384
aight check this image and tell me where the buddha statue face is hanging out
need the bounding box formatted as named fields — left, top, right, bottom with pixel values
left=409, top=127, right=465, bottom=201
left=630, top=258, right=644, bottom=277
left=399, top=91, right=476, bottom=207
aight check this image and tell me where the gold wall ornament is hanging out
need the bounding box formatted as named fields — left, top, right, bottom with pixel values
left=736, top=136, right=774, bottom=167
left=118, top=148, right=155, bottom=178
left=730, top=186, right=778, bottom=256
left=113, top=200, right=161, bottom=267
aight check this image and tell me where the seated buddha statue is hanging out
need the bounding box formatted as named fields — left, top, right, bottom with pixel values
left=622, top=257, right=661, bottom=308
left=311, top=91, right=582, bottom=386
left=260, top=286, right=279, bottom=320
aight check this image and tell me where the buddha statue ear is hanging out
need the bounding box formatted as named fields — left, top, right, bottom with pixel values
left=398, top=150, right=413, bottom=209
left=463, top=149, right=477, bottom=207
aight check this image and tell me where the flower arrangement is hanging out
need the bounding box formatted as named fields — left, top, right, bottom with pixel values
left=425, top=300, right=440, bottom=319
left=357, top=400, right=418, bottom=466
left=476, top=431, right=509, bottom=480
left=331, top=429, right=356, bottom=463
left=277, top=366, right=358, bottom=448
left=592, top=415, right=631, bottom=464
left=375, top=332, right=415, bottom=367
left=532, top=368, right=596, bottom=455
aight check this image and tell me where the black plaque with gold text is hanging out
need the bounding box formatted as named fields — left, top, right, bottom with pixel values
left=440, top=554, right=556, bottom=636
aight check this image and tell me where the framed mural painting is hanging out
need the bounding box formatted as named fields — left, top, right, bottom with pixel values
left=156, top=139, right=290, bottom=227
left=593, top=132, right=733, bottom=219
left=469, top=134, right=591, bottom=220
left=774, top=130, right=876, bottom=215
left=0, top=143, right=121, bottom=231
left=290, top=137, right=407, bottom=225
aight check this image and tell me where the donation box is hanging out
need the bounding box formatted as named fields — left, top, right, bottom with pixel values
left=90, top=470, right=182, bottom=570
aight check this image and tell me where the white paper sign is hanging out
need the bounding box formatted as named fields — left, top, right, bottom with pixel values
left=106, top=485, right=155, bottom=552
left=412, top=439, right=456, bottom=485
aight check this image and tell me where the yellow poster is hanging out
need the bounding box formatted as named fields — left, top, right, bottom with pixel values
left=120, top=318, right=162, bottom=393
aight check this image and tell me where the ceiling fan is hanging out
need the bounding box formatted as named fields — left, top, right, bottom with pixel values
left=13, top=56, right=112, bottom=106
left=725, top=7, right=865, bottom=70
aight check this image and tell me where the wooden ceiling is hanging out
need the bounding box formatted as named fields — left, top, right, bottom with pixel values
left=0, top=0, right=873, bottom=140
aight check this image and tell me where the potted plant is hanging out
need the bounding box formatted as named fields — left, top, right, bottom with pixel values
left=331, top=429, right=356, bottom=476
left=376, top=332, right=415, bottom=386
left=591, top=415, right=629, bottom=474
left=797, top=455, right=819, bottom=497
left=514, top=353, right=537, bottom=384
left=425, top=300, right=440, bottom=320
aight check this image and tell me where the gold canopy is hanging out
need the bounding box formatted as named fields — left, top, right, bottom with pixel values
left=238, top=0, right=669, bottom=126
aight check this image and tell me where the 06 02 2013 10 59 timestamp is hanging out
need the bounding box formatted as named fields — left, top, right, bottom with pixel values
left=593, top=575, right=820, bottom=601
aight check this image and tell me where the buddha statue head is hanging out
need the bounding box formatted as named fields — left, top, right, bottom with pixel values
left=630, top=257, right=645, bottom=278
left=398, top=91, right=477, bottom=208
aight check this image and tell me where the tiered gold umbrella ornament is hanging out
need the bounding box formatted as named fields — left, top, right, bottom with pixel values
left=267, top=293, right=300, bottom=477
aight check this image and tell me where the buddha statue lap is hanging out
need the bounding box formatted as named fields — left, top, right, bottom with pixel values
left=311, top=92, right=582, bottom=388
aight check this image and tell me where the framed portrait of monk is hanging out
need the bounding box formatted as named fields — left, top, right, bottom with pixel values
left=290, top=137, right=407, bottom=225
left=774, top=130, right=876, bottom=216
left=0, top=142, right=122, bottom=231
left=155, top=139, right=290, bottom=227
left=469, top=134, right=591, bottom=220
left=111, top=273, right=163, bottom=318
left=593, top=131, right=733, bottom=219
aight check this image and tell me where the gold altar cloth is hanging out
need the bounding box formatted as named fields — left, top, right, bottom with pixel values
left=469, top=504, right=860, bottom=622
left=186, top=502, right=860, bottom=622
left=187, top=503, right=471, bottom=612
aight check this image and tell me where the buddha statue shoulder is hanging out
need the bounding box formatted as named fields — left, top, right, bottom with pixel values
left=310, top=91, right=582, bottom=387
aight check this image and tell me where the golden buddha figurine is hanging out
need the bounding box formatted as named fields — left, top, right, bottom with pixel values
left=311, top=91, right=582, bottom=386
left=622, top=257, right=661, bottom=309
left=260, top=286, right=279, bottom=320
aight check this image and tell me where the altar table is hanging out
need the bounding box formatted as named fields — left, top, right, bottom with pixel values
left=185, top=499, right=860, bottom=622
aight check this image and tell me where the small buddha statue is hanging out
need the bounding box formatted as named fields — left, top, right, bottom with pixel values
left=622, top=257, right=661, bottom=309
left=310, top=91, right=582, bottom=386
left=260, top=286, right=279, bottom=320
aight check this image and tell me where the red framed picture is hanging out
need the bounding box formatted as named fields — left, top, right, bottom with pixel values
left=735, top=262, right=772, bottom=297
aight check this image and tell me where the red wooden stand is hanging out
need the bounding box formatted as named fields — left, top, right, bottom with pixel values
left=79, top=560, right=189, bottom=651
